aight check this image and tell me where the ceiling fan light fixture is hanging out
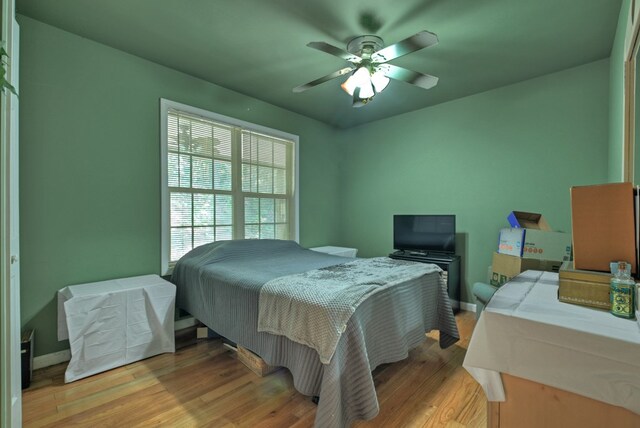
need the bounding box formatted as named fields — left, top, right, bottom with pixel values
left=341, top=66, right=371, bottom=96
left=370, top=70, right=389, bottom=93
left=358, top=80, right=375, bottom=99
left=296, top=30, right=438, bottom=107
left=352, top=87, right=373, bottom=108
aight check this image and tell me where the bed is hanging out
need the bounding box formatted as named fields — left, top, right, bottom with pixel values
left=172, top=239, right=459, bottom=427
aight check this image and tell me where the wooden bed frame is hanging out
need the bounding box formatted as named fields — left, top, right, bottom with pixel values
left=487, top=373, right=640, bottom=428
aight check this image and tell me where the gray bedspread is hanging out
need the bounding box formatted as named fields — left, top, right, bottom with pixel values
left=172, top=239, right=459, bottom=427
left=259, top=257, right=441, bottom=364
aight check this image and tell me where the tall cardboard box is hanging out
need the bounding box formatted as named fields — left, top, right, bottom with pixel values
left=490, top=252, right=562, bottom=287
left=571, top=183, right=636, bottom=274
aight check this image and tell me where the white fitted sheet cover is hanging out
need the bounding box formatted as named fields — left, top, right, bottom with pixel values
left=463, top=270, right=640, bottom=414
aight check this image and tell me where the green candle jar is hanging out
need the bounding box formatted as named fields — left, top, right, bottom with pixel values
left=610, top=261, right=635, bottom=319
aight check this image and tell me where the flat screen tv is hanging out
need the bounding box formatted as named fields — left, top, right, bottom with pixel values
left=393, top=214, right=456, bottom=254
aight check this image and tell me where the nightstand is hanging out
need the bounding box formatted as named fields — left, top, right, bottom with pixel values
left=310, top=246, right=358, bottom=258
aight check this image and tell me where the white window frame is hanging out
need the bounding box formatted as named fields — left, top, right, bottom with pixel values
left=160, top=99, right=299, bottom=275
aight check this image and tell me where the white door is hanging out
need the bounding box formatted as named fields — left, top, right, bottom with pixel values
left=1, top=3, right=22, bottom=426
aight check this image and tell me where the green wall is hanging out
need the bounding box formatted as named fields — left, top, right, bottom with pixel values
left=609, top=0, right=630, bottom=182
left=336, top=59, right=610, bottom=303
left=18, top=13, right=613, bottom=358
left=18, top=15, right=343, bottom=357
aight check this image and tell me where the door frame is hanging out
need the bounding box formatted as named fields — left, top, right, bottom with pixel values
left=0, top=0, right=21, bottom=426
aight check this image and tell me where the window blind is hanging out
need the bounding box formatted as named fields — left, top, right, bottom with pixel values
left=241, top=130, right=293, bottom=240
left=163, top=106, right=296, bottom=267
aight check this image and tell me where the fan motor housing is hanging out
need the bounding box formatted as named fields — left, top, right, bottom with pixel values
left=346, top=35, right=384, bottom=59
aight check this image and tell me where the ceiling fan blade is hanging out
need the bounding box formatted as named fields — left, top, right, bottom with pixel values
left=293, top=66, right=356, bottom=93
left=307, top=41, right=362, bottom=63
left=384, top=64, right=438, bottom=90
left=371, top=31, right=438, bottom=63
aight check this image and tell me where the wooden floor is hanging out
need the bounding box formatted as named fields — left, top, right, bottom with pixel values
left=22, top=311, right=484, bottom=427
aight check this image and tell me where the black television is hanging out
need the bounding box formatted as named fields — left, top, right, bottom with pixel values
left=393, top=214, right=456, bottom=254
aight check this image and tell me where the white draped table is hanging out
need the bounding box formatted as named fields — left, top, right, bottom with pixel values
left=463, top=270, right=640, bottom=426
left=58, top=274, right=175, bottom=383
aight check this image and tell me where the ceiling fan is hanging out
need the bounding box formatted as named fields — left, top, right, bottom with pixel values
left=293, top=30, right=439, bottom=107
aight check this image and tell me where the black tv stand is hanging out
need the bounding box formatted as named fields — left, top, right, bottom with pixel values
left=393, top=250, right=452, bottom=259
left=389, top=251, right=461, bottom=313
left=405, top=250, right=429, bottom=257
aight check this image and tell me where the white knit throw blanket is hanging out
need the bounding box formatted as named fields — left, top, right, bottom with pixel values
left=257, top=257, right=441, bottom=364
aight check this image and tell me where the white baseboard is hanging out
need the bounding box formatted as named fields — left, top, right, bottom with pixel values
left=33, top=317, right=199, bottom=370
left=33, top=349, right=71, bottom=370
left=452, top=300, right=477, bottom=313
left=174, top=316, right=197, bottom=330
left=460, top=301, right=477, bottom=313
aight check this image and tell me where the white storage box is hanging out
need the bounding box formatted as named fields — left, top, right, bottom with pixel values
left=57, top=274, right=176, bottom=383
left=310, top=246, right=358, bottom=258
left=497, top=228, right=571, bottom=261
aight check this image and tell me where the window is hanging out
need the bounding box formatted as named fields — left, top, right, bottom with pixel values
left=160, top=99, right=298, bottom=274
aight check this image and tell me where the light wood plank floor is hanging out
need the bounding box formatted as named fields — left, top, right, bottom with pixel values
left=22, top=311, right=484, bottom=427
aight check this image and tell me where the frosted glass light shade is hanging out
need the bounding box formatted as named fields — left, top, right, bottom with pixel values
left=371, top=70, right=389, bottom=93
left=358, top=80, right=375, bottom=99
left=341, top=67, right=372, bottom=96
left=341, top=66, right=389, bottom=100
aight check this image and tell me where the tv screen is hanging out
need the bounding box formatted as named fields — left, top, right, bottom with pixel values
left=393, top=215, right=456, bottom=254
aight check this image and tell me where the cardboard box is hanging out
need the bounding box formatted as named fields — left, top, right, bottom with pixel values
left=558, top=261, right=611, bottom=310
left=636, top=284, right=640, bottom=330
left=507, top=211, right=552, bottom=231
left=490, top=252, right=562, bottom=287
left=498, top=228, right=572, bottom=261
left=571, top=183, right=636, bottom=274
left=635, top=186, right=639, bottom=277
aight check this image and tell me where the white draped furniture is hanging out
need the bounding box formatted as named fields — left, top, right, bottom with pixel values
left=58, top=275, right=175, bottom=383
left=464, top=270, right=640, bottom=428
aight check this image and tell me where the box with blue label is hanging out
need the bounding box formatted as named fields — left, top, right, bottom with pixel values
left=498, top=227, right=571, bottom=261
